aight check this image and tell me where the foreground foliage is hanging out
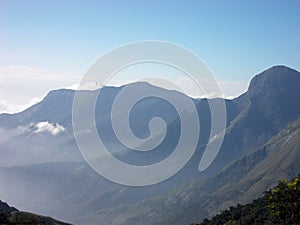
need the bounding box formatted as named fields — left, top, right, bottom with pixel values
left=194, top=174, right=300, bottom=225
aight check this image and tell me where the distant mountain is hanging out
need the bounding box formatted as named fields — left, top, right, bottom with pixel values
left=0, top=65, right=300, bottom=224
left=0, top=82, right=236, bottom=167
left=1, top=66, right=299, bottom=172
left=0, top=200, right=71, bottom=225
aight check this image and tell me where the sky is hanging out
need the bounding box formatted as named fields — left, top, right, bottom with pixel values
left=0, top=0, right=300, bottom=113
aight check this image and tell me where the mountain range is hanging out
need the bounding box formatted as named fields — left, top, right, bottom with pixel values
left=0, top=65, right=299, bottom=224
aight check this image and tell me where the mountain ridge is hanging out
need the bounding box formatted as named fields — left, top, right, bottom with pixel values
left=0, top=65, right=300, bottom=224
left=0, top=200, right=71, bottom=225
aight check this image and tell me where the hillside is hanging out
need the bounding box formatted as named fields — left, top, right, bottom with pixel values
left=194, top=174, right=300, bottom=225
left=88, top=117, right=300, bottom=225
left=0, top=200, right=71, bottom=225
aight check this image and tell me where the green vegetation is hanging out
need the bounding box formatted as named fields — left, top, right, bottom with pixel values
left=194, top=174, right=300, bottom=225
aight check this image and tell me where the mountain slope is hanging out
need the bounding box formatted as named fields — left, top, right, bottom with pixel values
left=206, top=65, right=300, bottom=174
left=90, top=117, right=300, bottom=225
left=0, top=200, right=17, bottom=212
left=0, top=200, right=71, bottom=225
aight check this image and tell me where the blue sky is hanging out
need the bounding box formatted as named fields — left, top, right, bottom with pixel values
left=0, top=0, right=300, bottom=112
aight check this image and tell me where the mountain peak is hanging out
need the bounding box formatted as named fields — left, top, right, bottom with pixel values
left=235, top=65, right=300, bottom=132
left=247, top=65, right=300, bottom=98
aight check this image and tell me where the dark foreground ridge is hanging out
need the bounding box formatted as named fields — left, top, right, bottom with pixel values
left=0, top=200, right=71, bottom=225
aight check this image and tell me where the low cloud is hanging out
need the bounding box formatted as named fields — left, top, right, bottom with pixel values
left=0, top=126, right=30, bottom=143
left=0, top=64, right=248, bottom=115
left=0, top=65, right=81, bottom=114
left=0, top=122, right=65, bottom=142
left=66, top=77, right=247, bottom=99
left=172, top=77, right=247, bottom=99
left=33, top=121, right=65, bottom=135
left=0, top=97, right=42, bottom=114
left=65, top=81, right=103, bottom=91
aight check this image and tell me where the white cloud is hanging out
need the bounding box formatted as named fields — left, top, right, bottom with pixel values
left=0, top=100, right=26, bottom=114
left=0, top=65, right=81, bottom=114
left=85, top=76, right=247, bottom=99
left=33, top=121, right=65, bottom=135
left=65, top=83, right=80, bottom=90
left=0, top=97, right=42, bottom=114
left=65, top=78, right=135, bottom=91
left=105, top=78, right=136, bottom=87
left=65, top=81, right=103, bottom=90
left=0, top=121, right=65, bottom=143
left=171, top=76, right=247, bottom=99
left=0, top=64, right=248, bottom=115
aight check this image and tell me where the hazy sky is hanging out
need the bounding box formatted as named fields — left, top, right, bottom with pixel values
left=0, top=0, right=300, bottom=113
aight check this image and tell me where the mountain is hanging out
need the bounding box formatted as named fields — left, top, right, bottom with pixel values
left=237, top=65, right=300, bottom=133
left=0, top=83, right=238, bottom=223
left=1, top=66, right=299, bottom=171
left=0, top=65, right=300, bottom=224
left=0, top=200, right=71, bottom=225
left=206, top=65, right=300, bottom=174
left=0, top=82, right=236, bottom=167
left=90, top=117, right=300, bottom=225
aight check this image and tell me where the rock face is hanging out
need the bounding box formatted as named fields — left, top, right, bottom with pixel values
left=200, top=65, right=300, bottom=175
left=238, top=65, right=300, bottom=130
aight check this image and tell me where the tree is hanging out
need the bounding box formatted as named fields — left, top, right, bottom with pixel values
left=266, top=175, right=300, bottom=224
